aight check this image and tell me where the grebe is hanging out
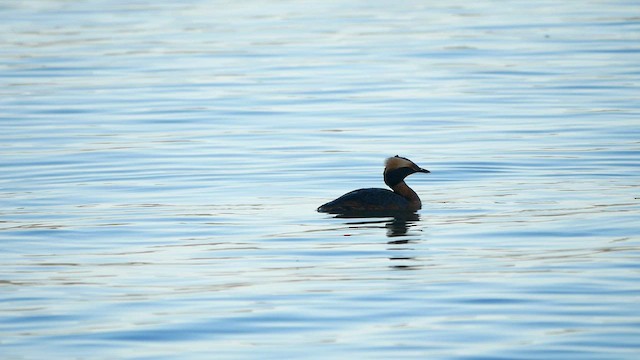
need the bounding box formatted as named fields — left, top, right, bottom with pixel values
left=317, top=155, right=430, bottom=214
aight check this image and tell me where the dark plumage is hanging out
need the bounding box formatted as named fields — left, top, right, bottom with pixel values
left=317, top=188, right=410, bottom=213
left=317, top=155, right=430, bottom=215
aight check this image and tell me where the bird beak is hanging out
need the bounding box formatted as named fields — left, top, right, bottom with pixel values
left=418, top=168, right=430, bottom=174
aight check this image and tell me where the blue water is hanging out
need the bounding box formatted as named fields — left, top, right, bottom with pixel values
left=2, top=0, right=639, bottom=358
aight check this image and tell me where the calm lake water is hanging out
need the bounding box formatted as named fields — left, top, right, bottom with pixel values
left=2, top=0, right=639, bottom=358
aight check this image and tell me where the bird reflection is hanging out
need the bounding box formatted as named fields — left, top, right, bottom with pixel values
left=330, top=211, right=423, bottom=270
left=332, top=211, right=421, bottom=237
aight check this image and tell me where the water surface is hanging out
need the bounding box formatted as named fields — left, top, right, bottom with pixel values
left=1, top=0, right=639, bottom=359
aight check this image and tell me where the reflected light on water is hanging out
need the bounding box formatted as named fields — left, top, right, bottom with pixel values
left=2, top=0, right=640, bottom=359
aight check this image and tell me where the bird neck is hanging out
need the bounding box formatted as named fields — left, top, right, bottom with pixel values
left=391, top=181, right=422, bottom=209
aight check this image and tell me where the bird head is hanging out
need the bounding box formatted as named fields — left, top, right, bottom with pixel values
left=383, top=155, right=430, bottom=187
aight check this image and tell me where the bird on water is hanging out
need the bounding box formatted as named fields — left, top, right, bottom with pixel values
left=317, top=155, right=430, bottom=214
